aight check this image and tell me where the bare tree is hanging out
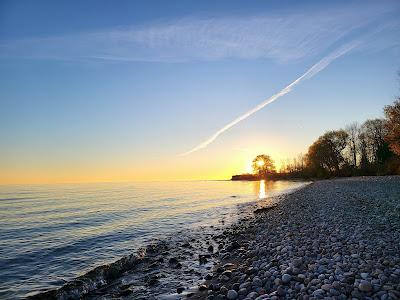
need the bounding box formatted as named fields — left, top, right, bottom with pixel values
left=358, top=132, right=369, bottom=171
left=384, top=99, right=400, bottom=156
left=345, top=122, right=359, bottom=167
left=361, top=119, right=388, bottom=164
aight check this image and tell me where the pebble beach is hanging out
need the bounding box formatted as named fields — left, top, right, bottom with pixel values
left=194, top=176, right=400, bottom=300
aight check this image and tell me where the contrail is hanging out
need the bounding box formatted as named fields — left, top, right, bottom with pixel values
left=180, top=39, right=361, bottom=156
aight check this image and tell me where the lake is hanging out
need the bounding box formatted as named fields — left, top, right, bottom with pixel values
left=0, top=180, right=308, bottom=299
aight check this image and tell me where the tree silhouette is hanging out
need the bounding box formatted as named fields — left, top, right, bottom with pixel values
left=361, top=119, right=391, bottom=165
left=234, top=91, right=400, bottom=180
left=384, top=99, right=400, bottom=156
left=252, top=154, right=276, bottom=178
left=307, top=130, right=348, bottom=175
left=345, top=122, right=359, bottom=167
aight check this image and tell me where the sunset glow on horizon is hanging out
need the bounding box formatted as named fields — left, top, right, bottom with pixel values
left=0, top=146, right=287, bottom=185
left=1, top=0, right=399, bottom=185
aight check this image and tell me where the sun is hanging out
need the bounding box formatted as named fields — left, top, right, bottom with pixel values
left=256, top=160, right=265, bottom=167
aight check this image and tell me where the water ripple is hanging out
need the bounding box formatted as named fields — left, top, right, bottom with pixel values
left=0, top=180, right=307, bottom=299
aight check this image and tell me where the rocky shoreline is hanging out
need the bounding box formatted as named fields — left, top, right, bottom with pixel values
left=193, top=176, right=400, bottom=300
left=30, top=176, right=400, bottom=300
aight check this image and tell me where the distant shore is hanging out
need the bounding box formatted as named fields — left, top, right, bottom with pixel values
left=231, top=173, right=310, bottom=181
left=30, top=177, right=400, bottom=300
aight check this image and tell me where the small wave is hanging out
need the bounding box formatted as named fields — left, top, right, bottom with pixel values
left=27, top=242, right=167, bottom=300
left=0, top=197, right=35, bottom=201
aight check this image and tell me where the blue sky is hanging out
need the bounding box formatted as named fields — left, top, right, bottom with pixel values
left=1, top=0, right=400, bottom=183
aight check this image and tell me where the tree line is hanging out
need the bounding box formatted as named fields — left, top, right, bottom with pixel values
left=280, top=98, right=400, bottom=178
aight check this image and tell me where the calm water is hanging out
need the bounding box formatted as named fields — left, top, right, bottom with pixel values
left=0, top=180, right=307, bottom=299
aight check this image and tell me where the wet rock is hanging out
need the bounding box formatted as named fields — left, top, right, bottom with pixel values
left=358, top=280, right=373, bottom=292
left=282, top=274, right=291, bottom=284
left=146, top=276, right=159, bottom=286
left=330, top=288, right=340, bottom=296
left=223, top=263, right=235, bottom=269
left=231, top=283, right=240, bottom=291
left=169, top=257, right=179, bottom=264
left=221, top=270, right=232, bottom=278
left=227, top=241, right=240, bottom=252
left=246, top=291, right=259, bottom=299
left=149, top=262, right=159, bottom=268
left=220, top=285, right=228, bottom=294
left=239, top=282, right=251, bottom=290
left=227, top=289, right=238, bottom=299
left=199, top=284, right=208, bottom=291
left=252, top=277, right=263, bottom=287
left=220, top=275, right=230, bottom=282
left=118, top=288, right=133, bottom=296
left=321, top=284, right=332, bottom=291
left=213, top=283, right=221, bottom=291
left=199, top=254, right=211, bottom=264
left=182, top=242, right=191, bottom=248
left=244, top=267, right=254, bottom=275
left=293, top=258, right=303, bottom=267
left=277, top=286, right=286, bottom=296
left=254, top=205, right=277, bottom=214
left=352, top=289, right=363, bottom=299
left=238, top=288, right=247, bottom=295
left=175, top=262, right=182, bottom=269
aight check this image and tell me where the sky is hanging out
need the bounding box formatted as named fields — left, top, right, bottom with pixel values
left=1, top=0, right=400, bottom=184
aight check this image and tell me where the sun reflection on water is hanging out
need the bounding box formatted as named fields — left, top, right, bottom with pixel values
left=259, top=180, right=266, bottom=199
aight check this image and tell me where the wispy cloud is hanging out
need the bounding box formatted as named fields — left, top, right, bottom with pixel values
left=179, top=39, right=360, bottom=156
left=179, top=19, right=399, bottom=156
left=0, top=2, right=398, bottom=63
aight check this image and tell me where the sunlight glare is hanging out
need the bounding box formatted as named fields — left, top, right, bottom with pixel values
left=259, top=180, right=266, bottom=199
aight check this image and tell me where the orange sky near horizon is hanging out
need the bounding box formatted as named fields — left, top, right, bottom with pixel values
left=0, top=146, right=288, bottom=185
